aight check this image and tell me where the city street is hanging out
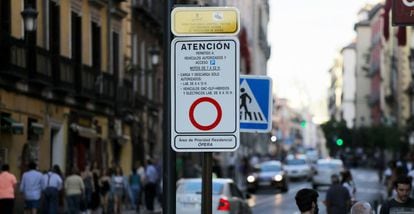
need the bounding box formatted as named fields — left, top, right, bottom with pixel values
left=250, top=168, right=386, bottom=214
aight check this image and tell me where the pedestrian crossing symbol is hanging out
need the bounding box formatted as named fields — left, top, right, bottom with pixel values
left=240, top=75, right=272, bottom=132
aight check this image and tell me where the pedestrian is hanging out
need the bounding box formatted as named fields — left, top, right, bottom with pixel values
left=111, top=166, right=124, bottom=214
left=341, top=170, right=356, bottom=203
left=20, top=161, right=43, bottom=214
left=135, top=161, right=146, bottom=208
left=64, top=167, right=85, bottom=214
left=239, top=156, right=252, bottom=191
left=212, top=158, right=223, bottom=178
left=324, top=174, right=351, bottom=214
left=90, top=163, right=101, bottom=213
left=350, top=201, right=372, bottom=214
left=99, top=168, right=111, bottom=214
left=295, top=188, right=319, bottom=214
left=81, top=163, right=94, bottom=213
left=145, top=159, right=159, bottom=212
left=380, top=175, right=414, bottom=214
left=41, top=165, right=63, bottom=214
left=227, top=153, right=236, bottom=179
left=51, top=165, right=65, bottom=213
left=129, top=168, right=141, bottom=212
left=0, top=164, right=17, bottom=214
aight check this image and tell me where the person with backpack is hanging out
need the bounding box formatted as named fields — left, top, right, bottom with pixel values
left=129, top=168, right=141, bottom=212
left=41, top=165, right=63, bottom=214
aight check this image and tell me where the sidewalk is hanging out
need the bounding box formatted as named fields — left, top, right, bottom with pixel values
left=14, top=190, right=163, bottom=214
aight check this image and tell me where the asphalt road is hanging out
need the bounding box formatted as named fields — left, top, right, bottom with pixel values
left=249, top=168, right=386, bottom=214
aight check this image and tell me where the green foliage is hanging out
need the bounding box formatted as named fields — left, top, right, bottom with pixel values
left=321, top=118, right=404, bottom=152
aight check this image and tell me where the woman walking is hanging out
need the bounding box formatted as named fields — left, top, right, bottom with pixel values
left=111, top=166, right=124, bottom=214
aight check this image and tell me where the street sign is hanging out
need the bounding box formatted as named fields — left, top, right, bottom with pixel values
left=171, top=7, right=240, bottom=36
left=239, top=75, right=272, bottom=132
left=171, top=37, right=240, bottom=152
left=393, top=0, right=414, bottom=25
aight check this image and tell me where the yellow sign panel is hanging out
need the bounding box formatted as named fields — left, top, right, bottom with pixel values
left=172, top=7, right=240, bottom=36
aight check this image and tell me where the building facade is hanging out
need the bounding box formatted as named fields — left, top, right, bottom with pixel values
left=340, top=43, right=356, bottom=128
left=0, top=0, right=164, bottom=177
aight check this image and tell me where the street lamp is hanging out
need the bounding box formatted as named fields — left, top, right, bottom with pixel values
left=21, top=4, right=38, bottom=76
left=21, top=5, right=38, bottom=32
left=149, top=46, right=160, bottom=66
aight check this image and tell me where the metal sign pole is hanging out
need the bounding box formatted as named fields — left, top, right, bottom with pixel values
left=202, top=152, right=213, bottom=214
left=163, top=0, right=175, bottom=213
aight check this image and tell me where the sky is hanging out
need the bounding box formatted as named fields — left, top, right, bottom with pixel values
left=267, top=0, right=381, bottom=123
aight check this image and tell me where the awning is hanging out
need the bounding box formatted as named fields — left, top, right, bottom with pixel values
left=30, top=122, right=44, bottom=135
left=1, top=116, right=24, bottom=134
left=70, top=123, right=98, bottom=139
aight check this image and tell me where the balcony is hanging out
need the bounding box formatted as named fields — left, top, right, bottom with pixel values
left=0, top=36, right=28, bottom=81
left=54, top=56, right=76, bottom=94
left=118, top=78, right=133, bottom=111
left=96, top=72, right=115, bottom=106
left=133, top=0, right=163, bottom=27
left=77, top=65, right=97, bottom=99
left=0, top=35, right=122, bottom=111
left=29, top=47, right=53, bottom=86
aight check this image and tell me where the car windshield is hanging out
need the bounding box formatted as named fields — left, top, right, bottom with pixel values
left=177, top=181, right=223, bottom=195
left=260, top=164, right=281, bottom=172
left=286, top=159, right=306, bottom=165
left=317, top=162, right=342, bottom=169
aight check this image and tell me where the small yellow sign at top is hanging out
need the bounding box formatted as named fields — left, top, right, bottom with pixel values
left=171, top=7, right=240, bottom=36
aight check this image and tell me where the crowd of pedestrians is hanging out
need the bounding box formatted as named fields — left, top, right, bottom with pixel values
left=294, top=165, right=414, bottom=214
left=0, top=159, right=162, bottom=214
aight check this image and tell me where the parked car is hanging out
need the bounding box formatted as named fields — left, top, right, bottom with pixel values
left=305, top=148, right=319, bottom=163
left=311, top=158, right=344, bottom=189
left=284, top=156, right=312, bottom=180
left=246, top=160, right=288, bottom=192
left=176, top=178, right=252, bottom=214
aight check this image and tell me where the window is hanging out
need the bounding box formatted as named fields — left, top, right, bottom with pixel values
left=91, top=22, right=101, bottom=70
left=49, top=1, right=60, bottom=54
left=0, top=0, right=11, bottom=34
left=71, top=12, right=82, bottom=63
left=139, top=42, right=146, bottom=95
left=0, top=0, right=11, bottom=67
left=112, top=32, right=119, bottom=76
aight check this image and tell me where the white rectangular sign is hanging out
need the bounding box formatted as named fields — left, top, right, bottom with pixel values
left=171, top=37, right=240, bottom=152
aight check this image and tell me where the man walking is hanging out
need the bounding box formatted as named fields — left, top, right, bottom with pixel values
left=64, top=167, right=85, bottom=214
left=20, top=161, right=43, bottom=214
left=0, top=164, right=17, bottom=214
left=380, top=175, right=414, bottom=214
left=324, top=174, right=351, bottom=214
left=145, top=159, right=159, bottom=212
left=295, top=188, right=319, bottom=214
left=42, top=165, right=63, bottom=214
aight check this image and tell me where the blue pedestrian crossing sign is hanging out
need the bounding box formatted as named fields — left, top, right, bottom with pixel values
left=240, top=75, right=272, bottom=132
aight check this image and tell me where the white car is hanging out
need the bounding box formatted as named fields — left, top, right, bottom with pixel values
left=284, top=157, right=312, bottom=180
left=176, top=178, right=252, bottom=214
left=311, top=158, right=344, bottom=189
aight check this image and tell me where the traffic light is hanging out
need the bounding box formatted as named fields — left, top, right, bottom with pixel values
left=336, top=138, right=343, bottom=146
left=300, top=120, right=307, bottom=128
